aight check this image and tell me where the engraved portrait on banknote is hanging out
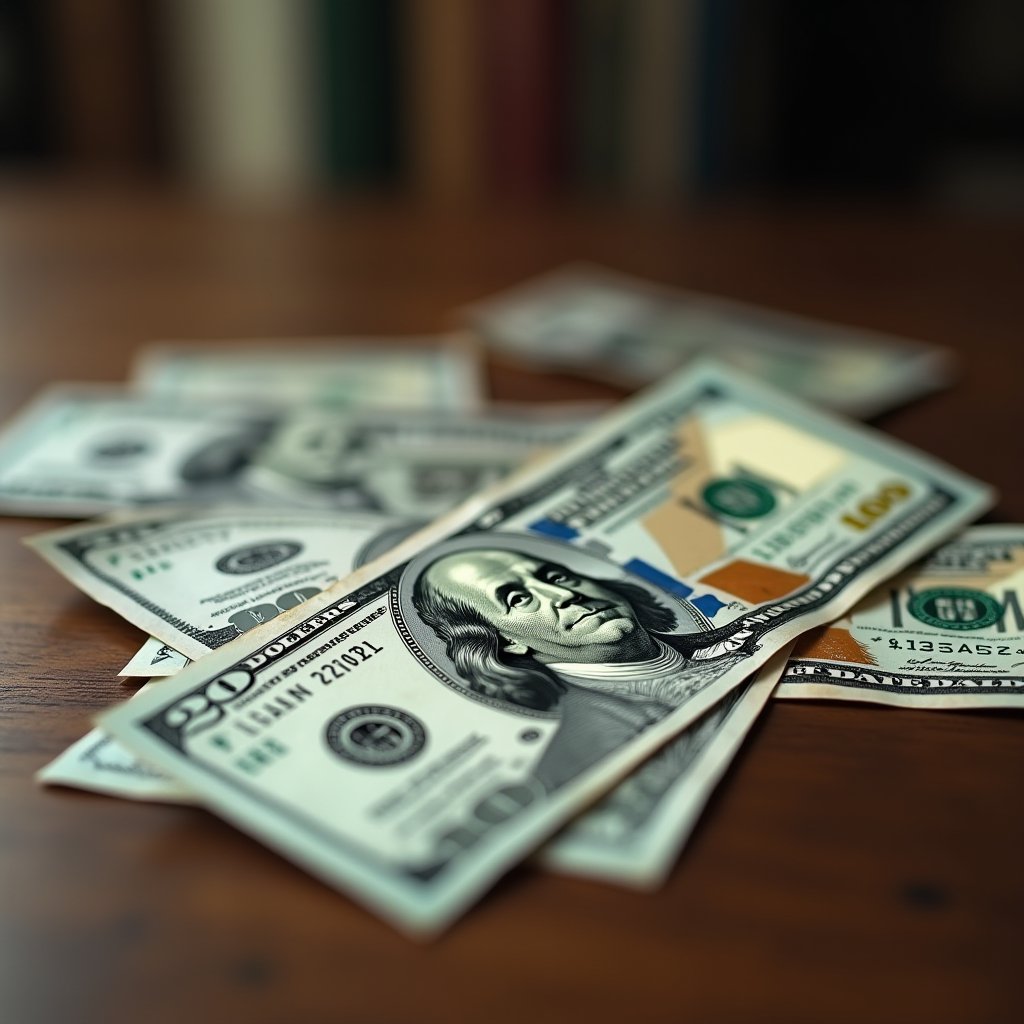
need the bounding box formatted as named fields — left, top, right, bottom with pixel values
left=395, top=533, right=744, bottom=792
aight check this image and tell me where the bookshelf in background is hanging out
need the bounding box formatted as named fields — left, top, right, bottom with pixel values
left=12, top=1, right=1006, bottom=210
left=22, top=0, right=719, bottom=206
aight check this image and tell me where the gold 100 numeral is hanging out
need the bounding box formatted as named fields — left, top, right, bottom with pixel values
left=841, top=482, right=911, bottom=531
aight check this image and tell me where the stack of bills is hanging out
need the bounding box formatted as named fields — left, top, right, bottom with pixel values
left=3, top=274, right=1013, bottom=938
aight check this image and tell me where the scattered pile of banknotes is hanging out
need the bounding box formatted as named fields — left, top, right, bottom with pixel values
left=5, top=265, right=1019, bottom=938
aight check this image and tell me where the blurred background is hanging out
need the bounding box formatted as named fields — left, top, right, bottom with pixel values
left=0, top=0, right=1021, bottom=215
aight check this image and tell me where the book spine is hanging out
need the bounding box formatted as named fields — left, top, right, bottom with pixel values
left=693, top=0, right=736, bottom=194
left=158, top=0, right=319, bottom=201
left=321, top=0, right=401, bottom=189
left=403, top=0, right=483, bottom=203
left=568, top=0, right=627, bottom=197
left=620, top=0, right=701, bottom=204
left=0, top=2, right=55, bottom=162
left=482, top=0, right=567, bottom=201
left=48, top=0, right=162, bottom=172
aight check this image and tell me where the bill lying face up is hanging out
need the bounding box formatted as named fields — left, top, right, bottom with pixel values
left=97, top=361, right=994, bottom=935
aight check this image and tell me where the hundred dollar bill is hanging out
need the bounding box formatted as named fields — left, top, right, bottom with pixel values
left=461, top=264, right=952, bottom=418
left=0, top=385, right=281, bottom=517
left=542, top=643, right=792, bottom=887
left=247, top=405, right=601, bottom=518
left=777, top=525, right=1024, bottom=708
left=98, top=361, right=992, bottom=935
left=27, top=506, right=420, bottom=660
left=133, top=336, right=482, bottom=410
left=119, top=636, right=190, bottom=677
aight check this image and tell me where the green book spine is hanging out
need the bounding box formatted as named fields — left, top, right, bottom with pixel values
left=321, top=0, right=401, bottom=187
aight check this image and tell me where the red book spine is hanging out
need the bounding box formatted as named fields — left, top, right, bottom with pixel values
left=482, top=0, right=567, bottom=201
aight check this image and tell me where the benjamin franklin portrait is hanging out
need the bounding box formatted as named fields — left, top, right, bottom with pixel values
left=404, top=535, right=711, bottom=791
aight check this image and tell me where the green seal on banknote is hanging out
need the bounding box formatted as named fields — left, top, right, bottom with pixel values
left=908, top=587, right=1002, bottom=631
left=702, top=478, right=776, bottom=519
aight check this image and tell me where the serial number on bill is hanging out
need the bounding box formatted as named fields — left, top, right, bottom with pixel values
left=887, top=638, right=1024, bottom=655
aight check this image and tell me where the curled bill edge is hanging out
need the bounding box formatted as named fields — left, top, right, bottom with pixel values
left=119, top=636, right=191, bottom=678
left=130, top=332, right=487, bottom=412
left=539, top=644, right=793, bottom=889
left=35, top=681, right=195, bottom=804
left=35, top=728, right=196, bottom=804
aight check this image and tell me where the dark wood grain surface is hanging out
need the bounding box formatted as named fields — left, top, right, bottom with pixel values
left=0, top=184, right=1021, bottom=1024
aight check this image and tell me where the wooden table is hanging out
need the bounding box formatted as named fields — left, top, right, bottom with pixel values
left=0, top=184, right=1021, bottom=1024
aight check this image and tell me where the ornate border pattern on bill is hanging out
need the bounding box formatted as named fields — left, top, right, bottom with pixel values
left=777, top=525, right=1024, bottom=708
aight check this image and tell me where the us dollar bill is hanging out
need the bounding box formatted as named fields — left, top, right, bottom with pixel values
left=119, top=636, right=190, bottom=677
left=132, top=336, right=482, bottom=410
left=98, top=361, right=992, bottom=935
left=27, top=507, right=420, bottom=660
left=246, top=405, right=600, bottom=518
left=541, top=644, right=792, bottom=887
left=777, top=525, right=1024, bottom=708
left=0, top=385, right=281, bottom=517
left=461, top=264, right=952, bottom=418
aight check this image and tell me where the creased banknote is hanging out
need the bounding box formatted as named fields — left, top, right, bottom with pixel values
left=777, top=525, right=1024, bottom=708
left=0, top=385, right=281, bottom=517
left=133, top=336, right=482, bottom=410
left=120, top=636, right=190, bottom=677
left=98, top=361, right=991, bottom=935
left=246, top=404, right=601, bottom=518
left=541, top=644, right=792, bottom=888
left=461, top=264, right=952, bottom=418
left=28, top=507, right=419, bottom=660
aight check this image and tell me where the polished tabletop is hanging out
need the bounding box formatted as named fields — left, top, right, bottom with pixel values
left=0, top=183, right=1021, bottom=1024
